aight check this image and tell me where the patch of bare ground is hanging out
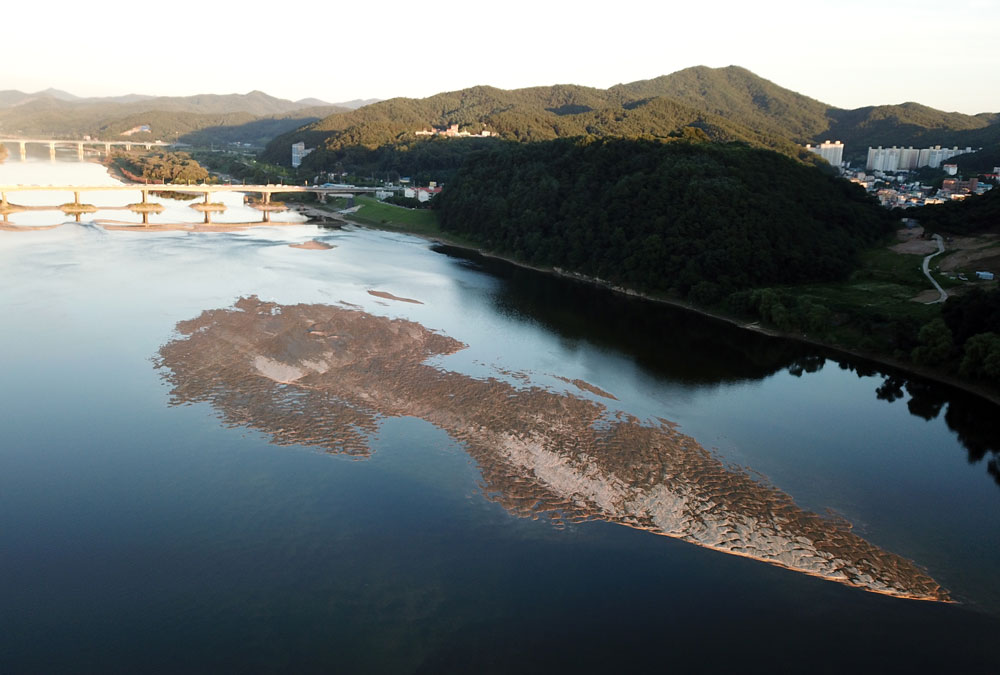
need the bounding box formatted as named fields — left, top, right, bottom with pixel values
left=891, top=226, right=938, bottom=255
left=911, top=289, right=944, bottom=303
left=155, top=296, right=950, bottom=602
left=937, top=234, right=1000, bottom=273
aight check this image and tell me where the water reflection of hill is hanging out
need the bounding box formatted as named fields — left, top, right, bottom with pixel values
left=435, top=244, right=809, bottom=385
left=437, top=245, right=1000, bottom=489
left=156, top=296, right=948, bottom=601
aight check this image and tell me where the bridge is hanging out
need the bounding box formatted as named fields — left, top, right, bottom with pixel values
left=0, top=138, right=170, bottom=160
left=0, top=183, right=397, bottom=225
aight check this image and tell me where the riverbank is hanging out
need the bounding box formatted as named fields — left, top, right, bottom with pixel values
left=331, top=201, right=1000, bottom=408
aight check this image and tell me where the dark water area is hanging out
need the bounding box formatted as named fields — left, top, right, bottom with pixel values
left=437, top=244, right=1000, bottom=490
left=1, top=159, right=999, bottom=673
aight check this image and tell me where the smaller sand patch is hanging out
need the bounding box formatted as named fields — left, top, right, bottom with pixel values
left=290, top=239, right=334, bottom=250
left=368, top=290, right=423, bottom=304
left=555, top=376, right=618, bottom=400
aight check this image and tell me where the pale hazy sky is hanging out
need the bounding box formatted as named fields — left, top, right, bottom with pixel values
left=4, top=0, right=999, bottom=113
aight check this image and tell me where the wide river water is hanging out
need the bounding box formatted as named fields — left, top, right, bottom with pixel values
left=1, top=154, right=999, bottom=673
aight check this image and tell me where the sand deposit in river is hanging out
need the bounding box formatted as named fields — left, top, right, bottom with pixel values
left=155, top=296, right=948, bottom=602
left=290, top=239, right=335, bottom=250
left=367, top=290, right=423, bottom=304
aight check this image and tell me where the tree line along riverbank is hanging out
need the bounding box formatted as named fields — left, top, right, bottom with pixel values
left=310, top=138, right=1000, bottom=404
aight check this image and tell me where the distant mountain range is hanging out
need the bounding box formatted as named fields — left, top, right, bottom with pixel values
left=0, top=89, right=380, bottom=146
left=2, top=68, right=998, bottom=168
left=258, top=66, right=1000, bottom=168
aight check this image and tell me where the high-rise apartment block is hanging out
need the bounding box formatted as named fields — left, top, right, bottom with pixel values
left=291, top=142, right=314, bottom=168
left=866, top=145, right=974, bottom=171
left=805, top=140, right=844, bottom=166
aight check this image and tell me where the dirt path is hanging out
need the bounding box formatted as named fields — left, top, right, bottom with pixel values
left=922, top=234, right=948, bottom=304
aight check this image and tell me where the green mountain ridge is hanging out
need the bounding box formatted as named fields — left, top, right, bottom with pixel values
left=261, top=66, right=1000, bottom=169
left=0, top=90, right=350, bottom=146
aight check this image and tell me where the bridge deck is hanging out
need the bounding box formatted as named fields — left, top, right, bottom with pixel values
left=0, top=184, right=389, bottom=194
left=0, top=139, right=169, bottom=146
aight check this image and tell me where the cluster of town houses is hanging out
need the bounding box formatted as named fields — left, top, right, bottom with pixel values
left=805, top=140, right=996, bottom=209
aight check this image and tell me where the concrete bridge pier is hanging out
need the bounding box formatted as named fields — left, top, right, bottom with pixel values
left=77, top=143, right=84, bottom=160
left=19, top=142, right=26, bottom=160
left=105, top=143, right=112, bottom=155
left=125, top=143, right=132, bottom=151
left=49, top=142, right=56, bottom=160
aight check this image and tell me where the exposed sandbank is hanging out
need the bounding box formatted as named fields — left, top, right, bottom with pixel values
left=290, top=239, right=335, bottom=250
left=156, top=296, right=949, bottom=602
left=367, top=290, right=423, bottom=304
left=554, top=375, right=618, bottom=400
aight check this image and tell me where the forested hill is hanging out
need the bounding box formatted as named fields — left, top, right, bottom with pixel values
left=0, top=91, right=349, bottom=146
left=435, top=138, right=895, bottom=304
left=261, top=68, right=831, bottom=167
left=825, top=103, right=999, bottom=155
left=607, top=66, right=832, bottom=143
left=263, top=65, right=1000, bottom=169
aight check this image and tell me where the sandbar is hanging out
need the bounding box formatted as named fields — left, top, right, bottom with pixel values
left=367, top=290, right=423, bottom=304
left=290, top=239, right=335, bottom=250
left=155, top=297, right=949, bottom=602
left=555, top=375, right=618, bottom=400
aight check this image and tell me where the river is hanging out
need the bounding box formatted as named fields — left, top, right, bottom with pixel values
left=1, top=152, right=998, bottom=673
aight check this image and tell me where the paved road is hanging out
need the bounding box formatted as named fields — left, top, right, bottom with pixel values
left=922, top=234, right=948, bottom=304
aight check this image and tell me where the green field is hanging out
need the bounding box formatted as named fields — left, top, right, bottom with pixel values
left=782, top=240, right=948, bottom=321
left=342, top=197, right=441, bottom=234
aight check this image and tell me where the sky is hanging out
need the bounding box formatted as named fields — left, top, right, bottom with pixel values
left=3, top=0, right=999, bottom=114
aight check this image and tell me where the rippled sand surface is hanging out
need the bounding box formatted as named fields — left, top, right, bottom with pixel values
left=156, top=296, right=948, bottom=601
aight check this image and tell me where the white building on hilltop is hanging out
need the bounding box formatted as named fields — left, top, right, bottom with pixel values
left=805, top=140, right=844, bottom=167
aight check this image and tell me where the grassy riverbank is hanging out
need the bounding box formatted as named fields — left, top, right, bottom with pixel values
left=312, top=196, right=483, bottom=250
left=340, top=197, right=439, bottom=233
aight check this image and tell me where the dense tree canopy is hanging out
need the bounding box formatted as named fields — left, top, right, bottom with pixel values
left=112, top=150, right=209, bottom=184
left=907, top=188, right=1000, bottom=234
left=435, top=138, right=894, bottom=300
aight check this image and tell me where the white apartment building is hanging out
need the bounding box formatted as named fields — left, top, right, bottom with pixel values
left=291, top=142, right=314, bottom=168
left=805, top=140, right=844, bottom=166
left=867, top=145, right=975, bottom=171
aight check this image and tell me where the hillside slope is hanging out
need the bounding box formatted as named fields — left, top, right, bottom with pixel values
left=263, top=66, right=1000, bottom=169
left=0, top=90, right=349, bottom=146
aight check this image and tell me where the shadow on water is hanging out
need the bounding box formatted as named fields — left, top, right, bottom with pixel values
left=435, top=244, right=1000, bottom=489
left=844, top=366, right=1000, bottom=488
left=434, top=244, right=812, bottom=386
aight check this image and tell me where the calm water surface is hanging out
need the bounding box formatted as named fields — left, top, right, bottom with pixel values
left=1, top=156, right=999, bottom=673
